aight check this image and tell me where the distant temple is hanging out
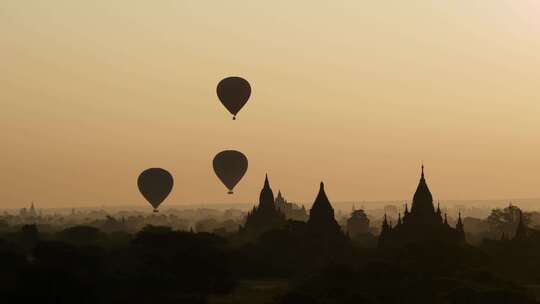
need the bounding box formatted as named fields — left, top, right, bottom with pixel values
left=378, top=166, right=466, bottom=248
left=19, top=202, right=38, bottom=218
left=274, top=191, right=308, bottom=221
left=241, top=175, right=286, bottom=236
left=347, top=207, right=371, bottom=237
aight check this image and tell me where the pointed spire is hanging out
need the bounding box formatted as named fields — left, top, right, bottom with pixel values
left=314, top=182, right=328, bottom=204
left=29, top=201, right=36, bottom=216
left=380, top=212, right=391, bottom=234
left=444, top=213, right=449, bottom=225
left=436, top=201, right=443, bottom=222
left=264, top=174, right=270, bottom=188
left=404, top=203, right=409, bottom=214
left=258, top=174, right=275, bottom=210
left=412, top=163, right=434, bottom=215
left=307, top=181, right=340, bottom=234
left=456, top=210, right=464, bottom=234
left=311, top=182, right=332, bottom=212
left=310, top=182, right=332, bottom=212
left=275, top=189, right=284, bottom=202
left=397, top=212, right=402, bottom=225
left=378, top=212, right=390, bottom=248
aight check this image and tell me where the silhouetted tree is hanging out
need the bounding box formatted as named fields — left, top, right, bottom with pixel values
left=57, top=225, right=102, bottom=245
left=487, top=205, right=530, bottom=238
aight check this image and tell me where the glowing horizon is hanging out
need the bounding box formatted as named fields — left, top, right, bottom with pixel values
left=1, top=1, right=540, bottom=208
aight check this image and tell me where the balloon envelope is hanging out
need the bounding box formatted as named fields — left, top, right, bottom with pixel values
left=137, top=168, right=173, bottom=212
left=216, top=77, right=251, bottom=119
left=213, top=150, right=248, bottom=194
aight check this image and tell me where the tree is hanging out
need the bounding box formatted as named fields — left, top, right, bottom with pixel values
left=486, top=205, right=530, bottom=238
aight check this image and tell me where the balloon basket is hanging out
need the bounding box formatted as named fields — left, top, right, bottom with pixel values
left=153, top=209, right=159, bottom=213
left=232, top=116, right=236, bottom=120
left=228, top=191, right=234, bottom=194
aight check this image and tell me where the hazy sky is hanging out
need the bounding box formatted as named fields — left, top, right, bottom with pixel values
left=2, top=1, right=540, bottom=208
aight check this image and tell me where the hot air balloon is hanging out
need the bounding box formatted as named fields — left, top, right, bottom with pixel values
left=213, top=150, right=248, bottom=194
left=137, top=168, right=173, bottom=212
left=217, top=76, right=251, bottom=120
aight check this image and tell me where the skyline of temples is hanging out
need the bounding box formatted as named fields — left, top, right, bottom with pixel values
left=378, top=165, right=466, bottom=248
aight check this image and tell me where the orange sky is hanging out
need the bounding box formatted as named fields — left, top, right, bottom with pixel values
left=1, top=1, right=540, bottom=208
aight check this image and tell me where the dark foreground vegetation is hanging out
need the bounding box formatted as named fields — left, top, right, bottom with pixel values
left=1, top=222, right=540, bottom=304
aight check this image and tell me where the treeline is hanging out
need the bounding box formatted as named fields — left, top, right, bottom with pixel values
left=0, top=225, right=231, bottom=304
left=1, top=222, right=540, bottom=304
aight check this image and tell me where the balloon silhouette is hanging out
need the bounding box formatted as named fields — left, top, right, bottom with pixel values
left=217, top=77, right=251, bottom=120
left=137, top=168, right=174, bottom=212
left=213, top=150, right=248, bottom=194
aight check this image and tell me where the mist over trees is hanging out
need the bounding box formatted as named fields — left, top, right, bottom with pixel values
left=2, top=195, right=540, bottom=303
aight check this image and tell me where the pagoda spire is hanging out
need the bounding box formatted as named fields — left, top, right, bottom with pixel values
left=309, top=182, right=334, bottom=218
left=456, top=211, right=465, bottom=241
left=456, top=211, right=464, bottom=229
left=307, top=181, right=341, bottom=235
left=242, top=174, right=286, bottom=237
left=411, top=164, right=434, bottom=215
left=378, top=212, right=392, bottom=247
left=402, top=203, right=409, bottom=224
left=258, top=174, right=275, bottom=211
left=276, top=189, right=284, bottom=202
left=381, top=213, right=391, bottom=233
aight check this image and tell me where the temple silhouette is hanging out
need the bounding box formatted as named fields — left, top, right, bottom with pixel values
left=307, top=182, right=342, bottom=235
left=240, top=175, right=348, bottom=249
left=378, top=165, right=466, bottom=248
left=274, top=191, right=308, bottom=221
left=240, top=175, right=286, bottom=237
left=347, top=207, right=371, bottom=237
